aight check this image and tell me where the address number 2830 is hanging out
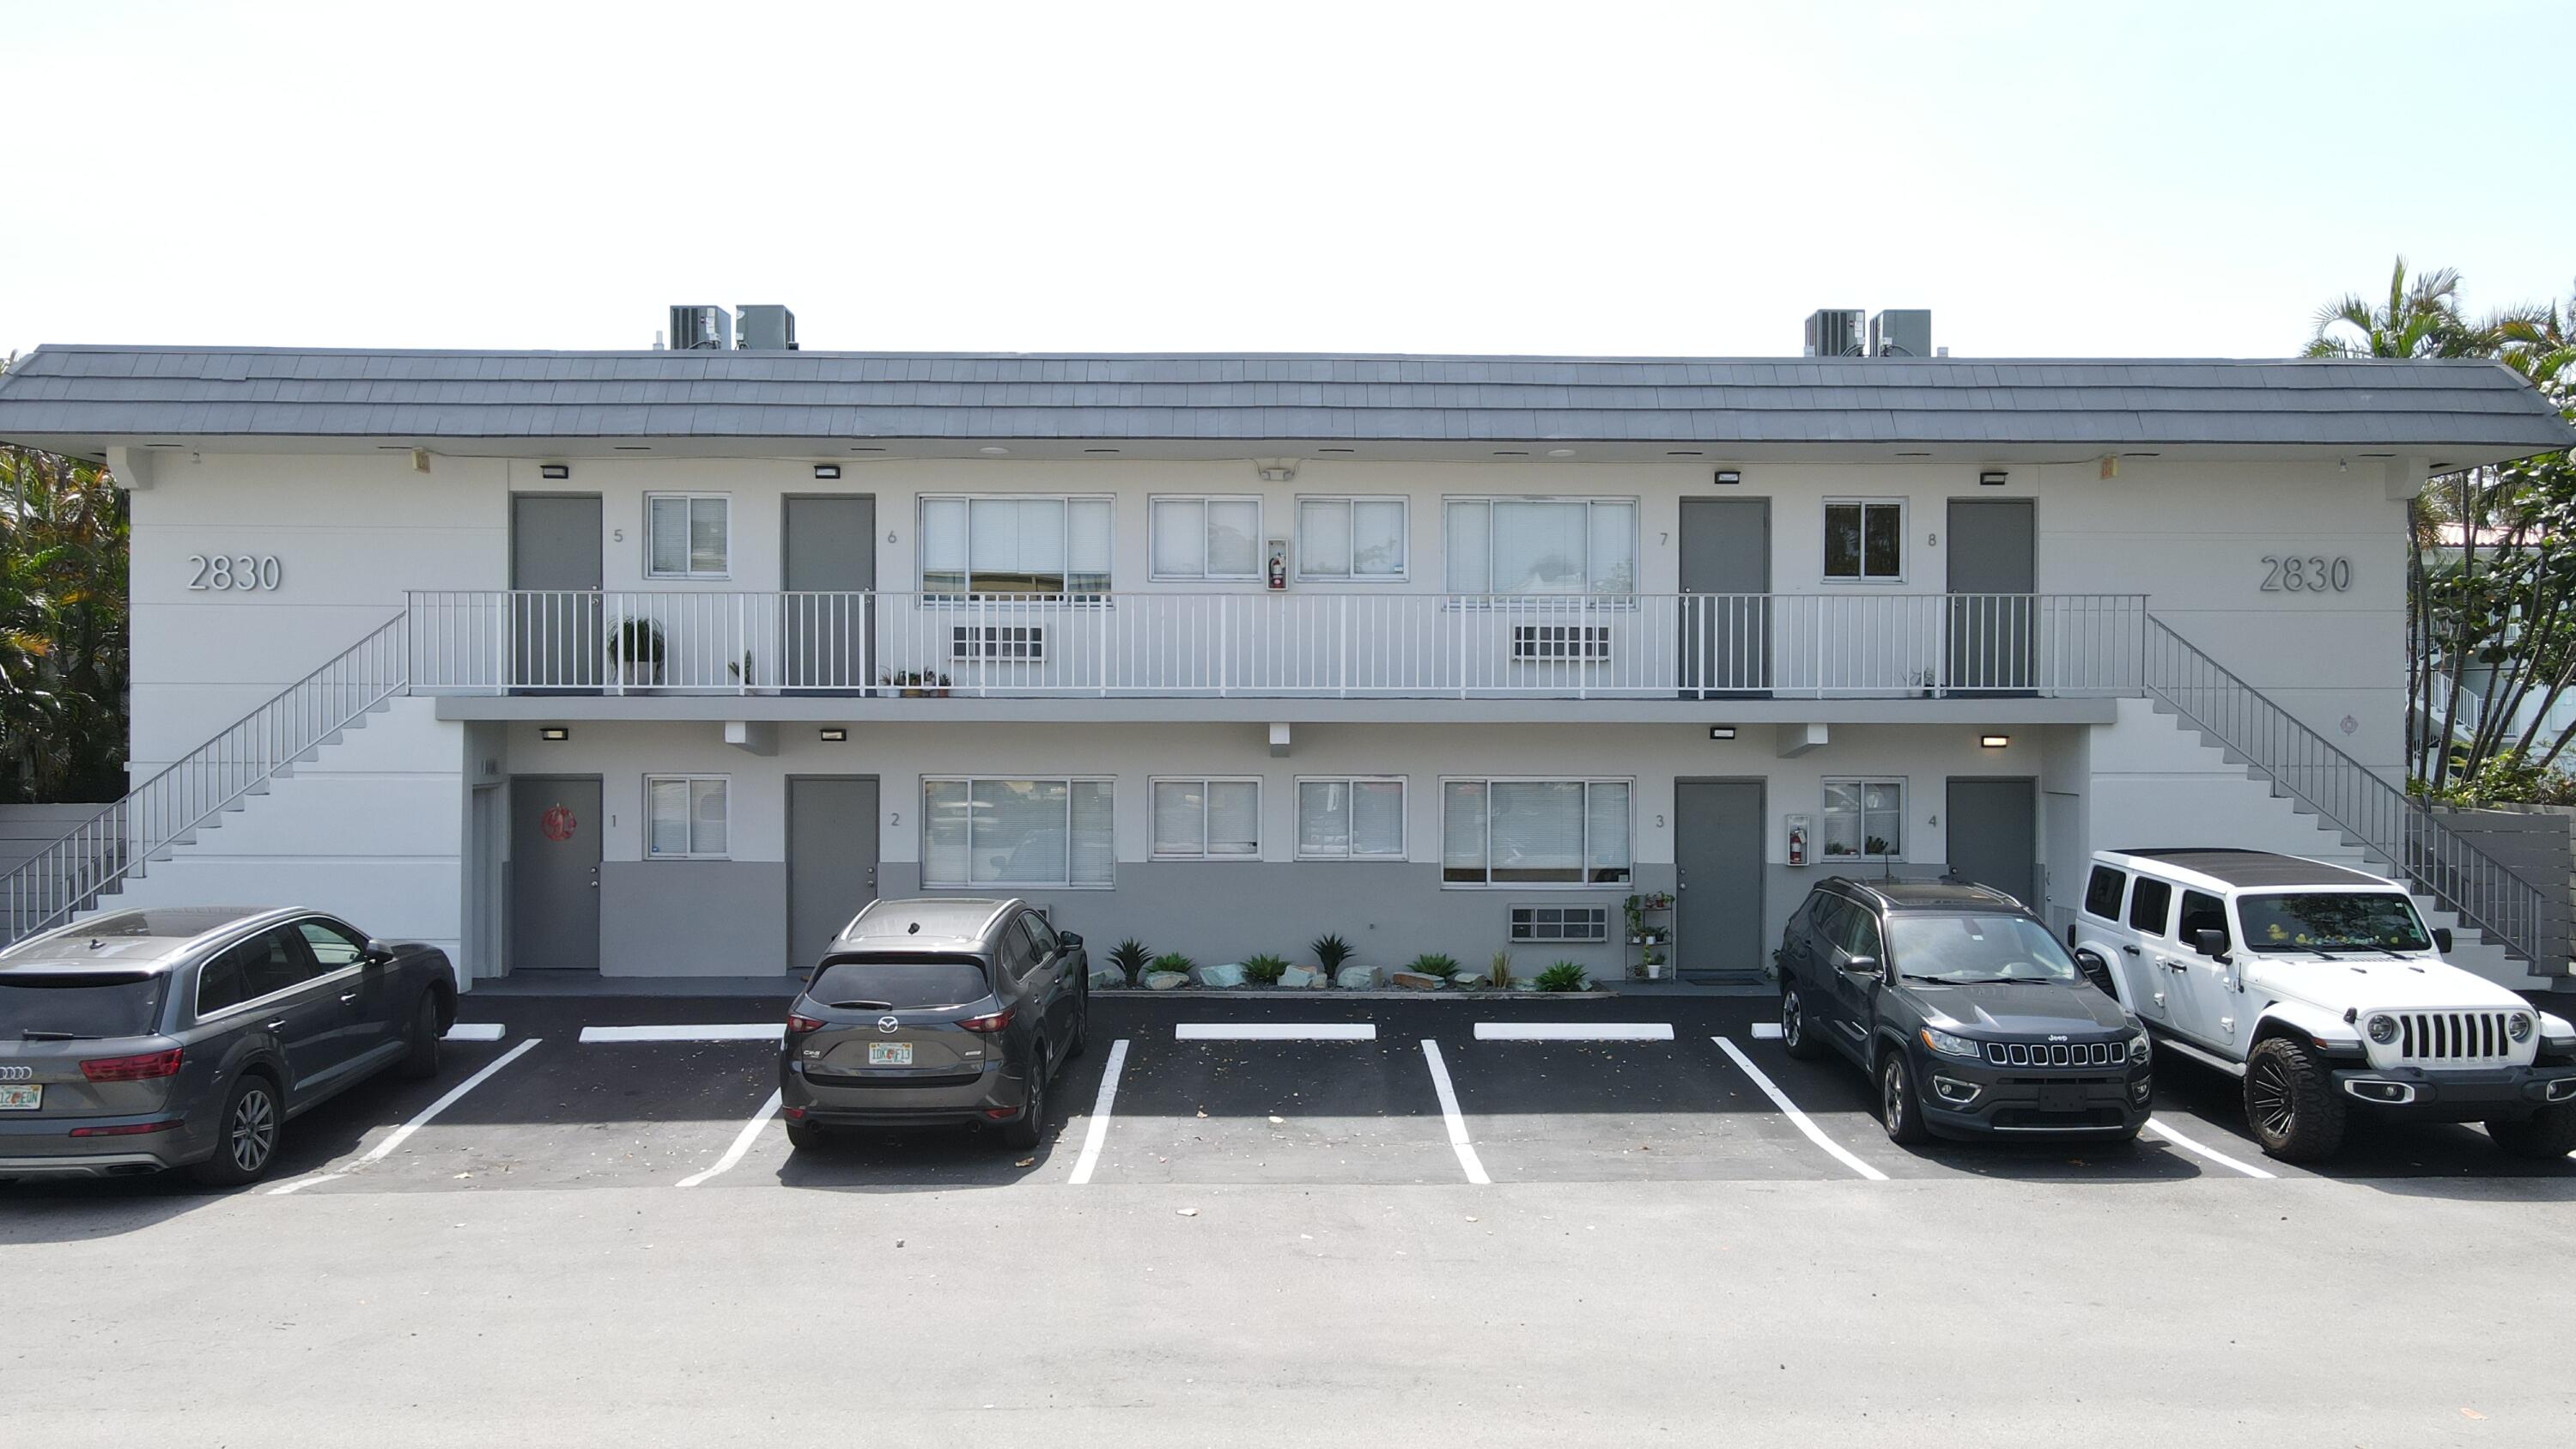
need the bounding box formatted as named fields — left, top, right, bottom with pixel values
left=187, top=554, right=285, bottom=592
left=2261, top=555, right=2351, bottom=593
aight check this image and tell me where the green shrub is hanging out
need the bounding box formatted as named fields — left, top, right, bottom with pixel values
left=1535, top=961, right=1589, bottom=993
left=1488, top=950, right=1515, bottom=990
left=1109, top=938, right=1152, bottom=980
left=1310, top=933, right=1354, bottom=971
left=1242, top=953, right=1291, bottom=985
left=1406, top=953, right=1461, bottom=980
left=1147, top=953, right=1196, bottom=977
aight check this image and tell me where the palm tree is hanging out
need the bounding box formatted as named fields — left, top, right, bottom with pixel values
left=0, top=411, right=130, bottom=803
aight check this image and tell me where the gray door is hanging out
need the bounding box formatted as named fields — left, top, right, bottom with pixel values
left=1946, top=499, right=2035, bottom=692
left=1674, top=779, right=1765, bottom=981
left=1946, top=777, right=2038, bottom=910
left=511, top=494, right=604, bottom=691
left=781, top=496, right=875, bottom=691
left=787, top=776, right=879, bottom=973
left=510, top=776, right=602, bottom=973
left=1679, top=498, right=1771, bottom=697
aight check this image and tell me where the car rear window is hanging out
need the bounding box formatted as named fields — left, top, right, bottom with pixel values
left=2082, top=866, right=2127, bottom=920
left=0, top=971, right=167, bottom=1039
left=807, top=956, right=993, bottom=1009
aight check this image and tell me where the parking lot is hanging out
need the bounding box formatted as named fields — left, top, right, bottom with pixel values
left=12, top=992, right=2567, bottom=1207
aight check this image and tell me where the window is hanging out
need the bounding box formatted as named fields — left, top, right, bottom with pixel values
left=809, top=957, right=991, bottom=1010
left=1296, top=496, right=1407, bottom=581
left=1151, top=778, right=1261, bottom=859
left=2082, top=866, right=2129, bottom=920
left=2178, top=891, right=2231, bottom=950
left=1151, top=496, right=1262, bottom=581
left=647, top=776, right=729, bottom=858
left=2127, top=877, right=2174, bottom=935
left=1020, top=910, right=1060, bottom=956
left=998, top=922, right=1038, bottom=980
left=295, top=918, right=369, bottom=970
left=1297, top=777, right=1406, bottom=860
left=1442, top=779, right=1631, bottom=886
left=2238, top=892, right=2431, bottom=954
left=1822, top=780, right=1904, bottom=859
left=922, top=777, right=1115, bottom=887
left=920, top=496, right=1112, bottom=596
left=646, top=494, right=730, bottom=579
left=1824, top=500, right=1903, bottom=581
left=1510, top=904, right=1610, bottom=942
left=212, top=928, right=312, bottom=1006
left=1444, top=497, right=1637, bottom=595
left=1832, top=898, right=1885, bottom=963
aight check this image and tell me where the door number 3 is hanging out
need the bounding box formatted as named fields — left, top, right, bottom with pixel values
left=187, top=554, right=284, bottom=592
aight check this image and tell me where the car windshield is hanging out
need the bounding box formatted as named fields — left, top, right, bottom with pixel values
left=0, top=971, right=167, bottom=1039
left=806, top=956, right=993, bottom=1010
left=1885, top=913, right=2082, bottom=985
left=2239, top=892, right=2430, bottom=954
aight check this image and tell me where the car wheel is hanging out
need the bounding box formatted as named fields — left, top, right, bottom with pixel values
left=785, top=1118, right=828, bottom=1154
left=1002, top=1051, right=1048, bottom=1150
left=400, top=993, right=442, bottom=1081
left=2243, top=1036, right=2346, bottom=1162
left=2485, top=1104, right=2576, bottom=1160
left=1780, top=985, right=1824, bottom=1060
left=1066, top=985, right=1090, bottom=1061
left=189, top=1074, right=283, bottom=1187
left=1879, top=1048, right=1929, bottom=1146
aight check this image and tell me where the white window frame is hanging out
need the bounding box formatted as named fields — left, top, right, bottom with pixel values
left=1438, top=776, right=1633, bottom=889
left=920, top=775, right=1115, bottom=889
left=916, top=494, right=1115, bottom=600
left=1821, top=776, right=1906, bottom=861
left=1822, top=498, right=1906, bottom=584
left=1148, top=776, right=1263, bottom=861
left=1294, top=496, right=1409, bottom=582
left=1293, top=776, right=1409, bottom=861
left=644, top=774, right=731, bottom=859
left=1148, top=496, right=1265, bottom=582
left=1442, top=496, right=1639, bottom=597
left=644, top=493, right=731, bottom=581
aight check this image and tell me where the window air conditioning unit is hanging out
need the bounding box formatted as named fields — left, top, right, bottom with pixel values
left=952, top=625, right=1047, bottom=661
left=668, top=305, right=732, bottom=350
left=1511, top=624, right=1612, bottom=661
left=1803, top=308, right=1867, bottom=357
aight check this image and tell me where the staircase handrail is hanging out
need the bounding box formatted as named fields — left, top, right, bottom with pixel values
left=2142, top=615, right=2546, bottom=964
left=1, top=611, right=411, bottom=945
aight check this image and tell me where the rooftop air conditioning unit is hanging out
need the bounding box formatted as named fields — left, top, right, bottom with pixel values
left=1804, top=308, right=1867, bottom=357
left=1869, top=309, right=1932, bottom=358
left=668, top=305, right=732, bottom=350
left=737, top=304, right=799, bottom=350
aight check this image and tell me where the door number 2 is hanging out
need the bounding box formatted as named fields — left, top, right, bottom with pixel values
left=187, top=554, right=284, bottom=592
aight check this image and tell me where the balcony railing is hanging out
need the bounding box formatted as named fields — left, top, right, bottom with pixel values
left=406, top=591, right=2146, bottom=699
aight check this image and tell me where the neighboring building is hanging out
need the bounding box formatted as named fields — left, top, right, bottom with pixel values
left=2, top=336, right=2570, bottom=990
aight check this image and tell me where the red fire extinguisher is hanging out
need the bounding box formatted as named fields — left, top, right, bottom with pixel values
left=1267, top=541, right=1288, bottom=591
left=1787, top=819, right=1809, bottom=868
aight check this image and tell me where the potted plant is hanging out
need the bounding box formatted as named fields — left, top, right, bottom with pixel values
left=608, top=617, right=665, bottom=687
left=929, top=671, right=953, bottom=699
left=726, top=650, right=756, bottom=691
left=1637, top=945, right=1668, bottom=982
left=881, top=669, right=927, bottom=698
left=1624, top=894, right=1665, bottom=946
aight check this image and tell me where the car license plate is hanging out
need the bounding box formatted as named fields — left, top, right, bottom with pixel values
left=2038, top=1083, right=2086, bottom=1113
left=0, top=1084, right=40, bottom=1111
left=867, top=1043, right=914, bottom=1067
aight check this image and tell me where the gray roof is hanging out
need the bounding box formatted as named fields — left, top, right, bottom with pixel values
left=0, top=345, right=2567, bottom=457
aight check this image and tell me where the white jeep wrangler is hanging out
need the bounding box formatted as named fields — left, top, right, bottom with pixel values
left=2071, top=848, right=2576, bottom=1163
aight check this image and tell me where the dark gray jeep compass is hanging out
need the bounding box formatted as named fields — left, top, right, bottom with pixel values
left=1776, top=879, right=2152, bottom=1143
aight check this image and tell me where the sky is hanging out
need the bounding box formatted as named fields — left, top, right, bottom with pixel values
left=3, top=0, right=2569, bottom=361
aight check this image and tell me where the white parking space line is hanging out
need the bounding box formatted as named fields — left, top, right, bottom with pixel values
left=443, top=1023, right=505, bottom=1042
left=2145, top=1116, right=2279, bottom=1179
left=268, top=1037, right=544, bottom=1195
left=1473, top=1021, right=1674, bottom=1042
left=1067, top=1038, right=1130, bottom=1186
left=1749, top=1022, right=1783, bottom=1041
left=677, top=1089, right=784, bottom=1189
left=1710, top=1035, right=1889, bottom=1182
left=579, top=1023, right=784, bottom=1044
left=1419, top=1039, right=1492, bottom=1184
left=1174, top=1023, right=1376, bottom=1041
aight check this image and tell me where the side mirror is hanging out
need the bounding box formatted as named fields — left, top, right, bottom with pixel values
left=2190, top=928, right=2229, bottom=959
left=2073, top=949, right=2116, bottom=995
left=2433, top=927, right=2453, bottom=954
left=362, top=938, right=397, bottom=965
left=1841, top=953, right=1880, bottom=979
left=1058, top=931, right=1084, bottom=950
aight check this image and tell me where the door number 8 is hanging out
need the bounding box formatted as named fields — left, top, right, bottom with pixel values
left=2261, top=555, right=2350, bottom=593
left=187, top=554, right=284, bottom=592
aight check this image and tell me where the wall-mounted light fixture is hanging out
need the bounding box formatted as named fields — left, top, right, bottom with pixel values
left=1713, top=469, right=1742, bottom=486
left=540, top=727, right=570, bottom=742
left=812, top=463, right=841, bottom=480
left=539, top=463, right=570, bottom=481
left=1709, top=725, right=1738, bottom=741
left=819, top=728, right=848, bottom=742
left=1980, top=734, right=2010, bottom=749
left=1978, top=470, right=2008, bottom=487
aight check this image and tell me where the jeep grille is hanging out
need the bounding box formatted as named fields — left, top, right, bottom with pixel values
left=2395, top=1011, right=2516, bottom=1063
left=1984, top=1040, right=2128, bottom=1068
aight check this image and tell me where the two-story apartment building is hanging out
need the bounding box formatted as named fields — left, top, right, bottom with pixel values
left=3, top=342, right=2570, bottom=991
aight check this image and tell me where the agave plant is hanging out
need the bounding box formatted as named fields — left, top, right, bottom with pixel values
left=1310, top=933, right=1353, bottom=971
left=1109, top=938, right=1152, bottom=982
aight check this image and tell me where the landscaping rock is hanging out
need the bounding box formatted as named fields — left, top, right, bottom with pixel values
left=1144, top=971, right=1191, bottom=990
left=1334, top=965, right=1383, bottom=990
left=1389, top=971, right=1441, bottom=990
left=1279, top=966, right=1322, bottom=990
left=1088, top=961, right=1129, bottom=990
left=1450, top=969, right=1488, bottom=989
left=1194, top=962, right=1249, bottom=989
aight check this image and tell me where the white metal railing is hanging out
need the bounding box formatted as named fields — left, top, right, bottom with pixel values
left=404, top=590, right=2146, bottom=699
left=2, top=612, right=410, bottom=946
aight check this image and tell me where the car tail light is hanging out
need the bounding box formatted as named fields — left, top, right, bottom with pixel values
left=782, top=1105, right=807, bottom=1120
left=787, top=1014, right=826, bottom=1033
left=70, top=1119, right=183, bottom=1137
left=959, top=1008, right=1014, bottom=1034
left=80, top=1048, right=185, bottom=1082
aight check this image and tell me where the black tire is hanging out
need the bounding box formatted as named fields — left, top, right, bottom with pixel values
left=400, top=992, right=443, bottom=1081
left=2486, top=1104, right=2576, bottom=1160
left=1879, top=1047, right=1930, bottom=1146
left=2243, top=1036, right=2346, bottom=1162
left=1065, top=982, right=1090, bottom=1061
left=1780, top=984, right=1825, bottom=1060
left=785, top=1118, right=828, bottom=1154
left=1002, top=1051, right=1048, bottom=1150
left=189, top=1073, right=283, bottom=1187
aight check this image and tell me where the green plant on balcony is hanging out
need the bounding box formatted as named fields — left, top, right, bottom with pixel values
left=607, top=617, right=665, bottom=685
